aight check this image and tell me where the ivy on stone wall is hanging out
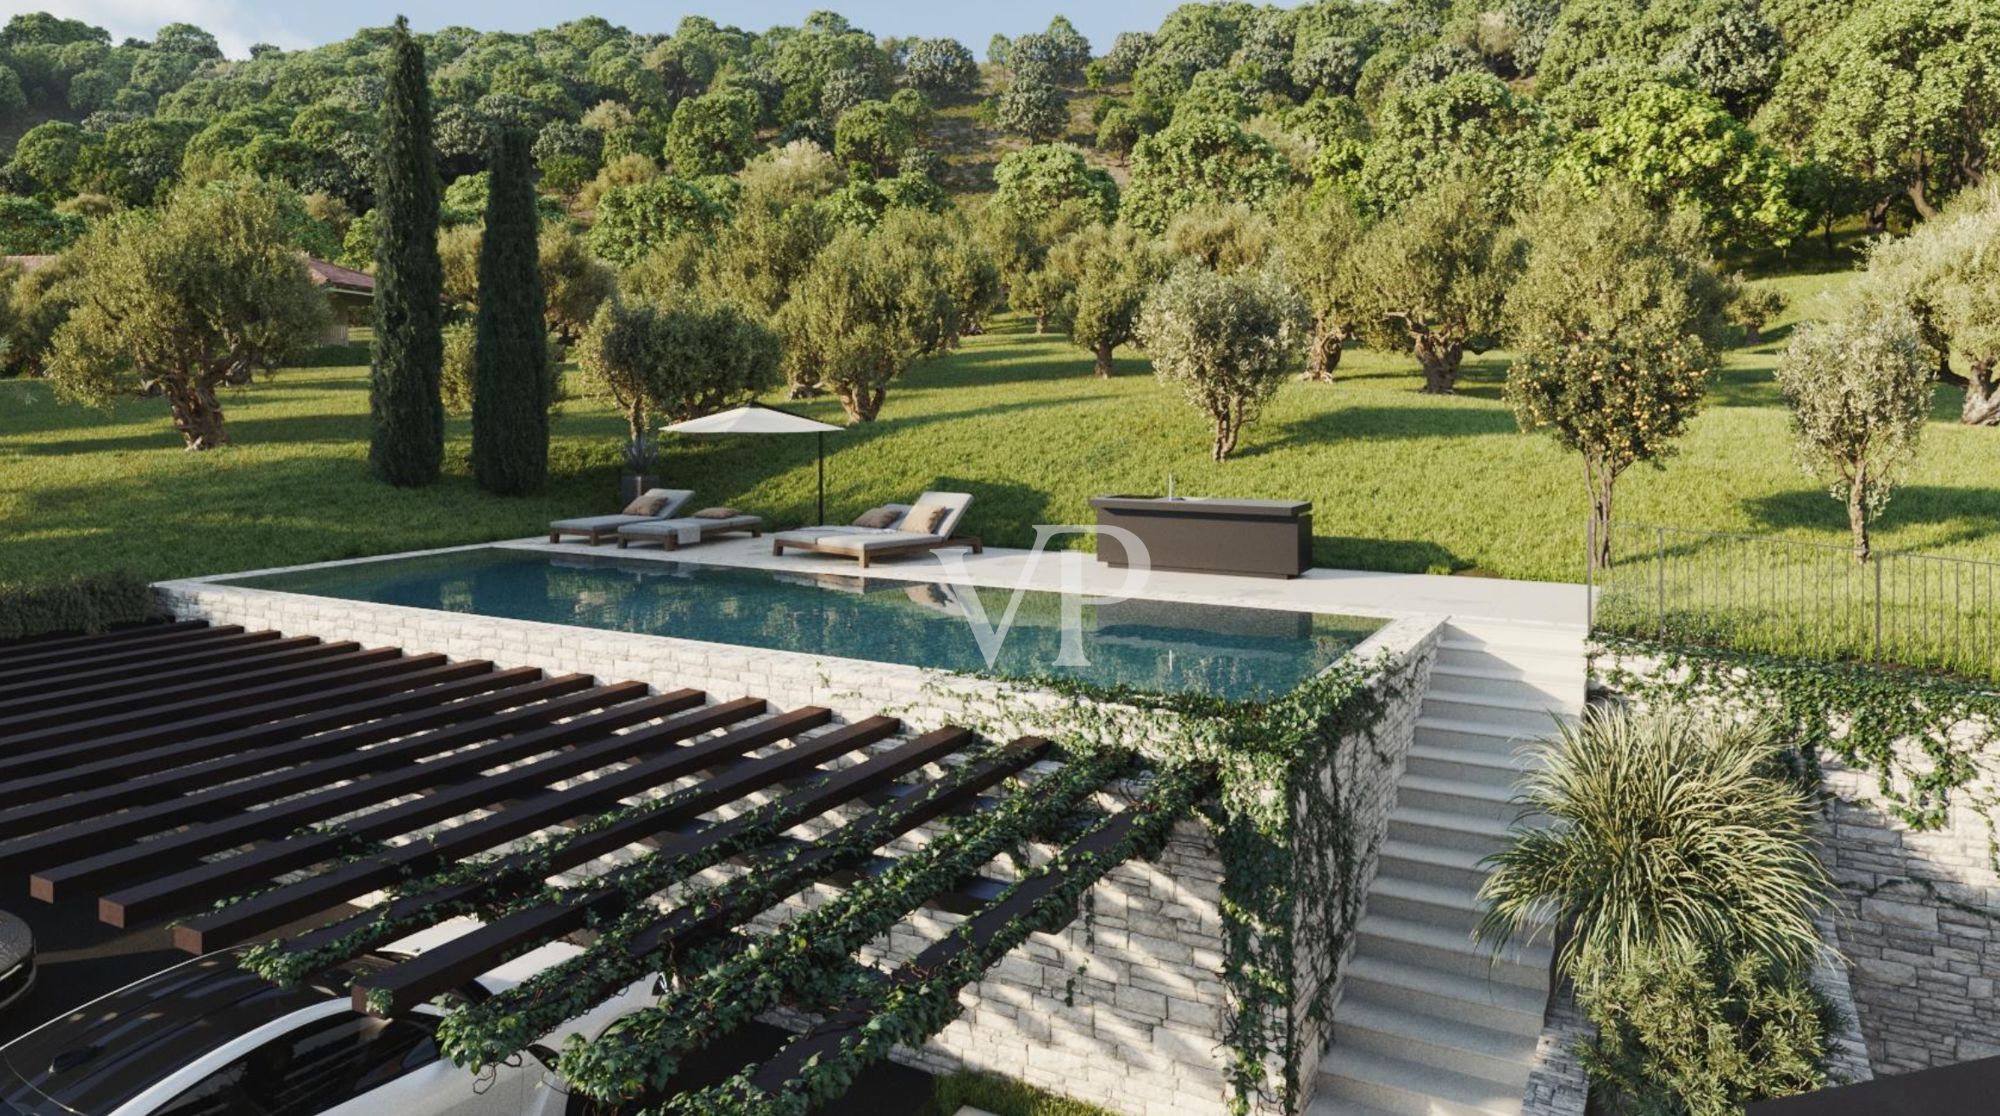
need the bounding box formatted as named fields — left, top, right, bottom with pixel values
left=890, top=651, right=1416, bottom=1114
left=1595, top=636, right=2000, bottom=862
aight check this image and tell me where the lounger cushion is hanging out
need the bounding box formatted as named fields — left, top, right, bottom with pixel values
left=551, top=513, right=652, bottom=532
left=903, top=501, right=952, bottom=535
left=624, top=489, right=677, bottom=516
left=691, top=506, right=739, bottom=519
left=623, top=515, right=760, bottom=536
left=804, top=531, right=943, bottom=553
left=851, top=506, right=902, bottom=529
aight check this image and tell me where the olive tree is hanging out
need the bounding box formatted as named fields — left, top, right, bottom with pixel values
left=1135, top=265, right=1309, bottom=461
left=1860, top=188, right=2000, bottom=425
left=903, top=38, right=978, bottom=94
left=1348, top=173, right=1520, bottom=394
left=575, top=296, right=779, bottom=438
left=1162, top=203, right=1275, bottom=274
left=778, top=227, right=954, bottom=421
left=44, top=182, right=327, bottom=450
left=1774, top=302, right=1933, bottom=562
left=1046, top=222, right=1164, bottom=376
left=1122, top=113, right=1293, bottom=232
left=1272, top=187, right=1368, bottom=381
left=995, top=73, right=1068, bottom=142
left=1505, top=184, right=1733, bottom=569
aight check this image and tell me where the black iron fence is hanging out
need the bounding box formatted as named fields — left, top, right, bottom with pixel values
left=1589, top=521, right=2000, bottom=681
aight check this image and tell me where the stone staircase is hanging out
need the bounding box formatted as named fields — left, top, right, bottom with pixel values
left=1312, top=619, right=1589, bottom=1116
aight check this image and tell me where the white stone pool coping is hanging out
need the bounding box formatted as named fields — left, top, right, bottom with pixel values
left=157, top=536, right=1448, bottom=726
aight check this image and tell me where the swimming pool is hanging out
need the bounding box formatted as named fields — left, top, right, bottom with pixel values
left=219, top=548, right=1383, bottom=701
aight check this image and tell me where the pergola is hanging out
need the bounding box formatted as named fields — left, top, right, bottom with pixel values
left=0, top=620, right=1195, bottom=1110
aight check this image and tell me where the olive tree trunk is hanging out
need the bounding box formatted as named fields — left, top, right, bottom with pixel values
left=163, top=375, right=230, bottom=451
left=1093, top=340, right=1115, bottom=378
left=1413, top=333, right=1463, bottom=395
left=1848, top=465, right=1872, bottom=564
left=1960, top=360, right=2000, bottom=426
left=1301, top=317, right=1347, bottom=382
left=1586, top=455, right=1616, bottom=571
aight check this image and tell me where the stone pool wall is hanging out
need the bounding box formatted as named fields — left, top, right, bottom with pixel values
left=157, top=573, right=1439, bottom=1116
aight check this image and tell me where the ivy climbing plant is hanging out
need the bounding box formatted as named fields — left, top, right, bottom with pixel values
left=1596, top=636, right=2000, bottom=863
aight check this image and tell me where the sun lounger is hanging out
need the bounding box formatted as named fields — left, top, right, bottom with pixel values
left=615, top=513, right=764, bottom=550
left=547, top=488, right=694, bottom=545
left=770, top=492, right=981, bottom=569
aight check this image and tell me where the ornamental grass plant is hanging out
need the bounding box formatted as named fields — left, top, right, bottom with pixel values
left=1477, top=705, right=1838, bottom=1113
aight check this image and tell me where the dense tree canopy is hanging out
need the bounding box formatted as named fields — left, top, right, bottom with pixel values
left=1557, top=82, right=1804, bottom=250
left=1122, top=113, right=1293, bottom=232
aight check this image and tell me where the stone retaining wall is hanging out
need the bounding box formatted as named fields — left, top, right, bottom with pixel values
left=158, top=574, right=1440, bottom=1116
left=1592, top=645, right=2000, bottom=1080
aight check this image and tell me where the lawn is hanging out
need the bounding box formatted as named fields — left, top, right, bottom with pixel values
left=4, top=264, right=1998, bottom=592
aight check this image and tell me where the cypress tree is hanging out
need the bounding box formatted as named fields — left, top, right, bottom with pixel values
left=368, top=15, right=446, bottom=487
left=471, top=127, right=551, bottom=495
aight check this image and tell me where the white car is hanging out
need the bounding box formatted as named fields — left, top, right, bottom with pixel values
left=0, top=920, right=652, bottom=1116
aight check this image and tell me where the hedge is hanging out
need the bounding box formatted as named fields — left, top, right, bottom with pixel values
left=0, top=572, right=160, bottom=643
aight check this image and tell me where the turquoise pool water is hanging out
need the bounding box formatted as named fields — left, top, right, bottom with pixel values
left=220, top=548, right=1383, bottom=701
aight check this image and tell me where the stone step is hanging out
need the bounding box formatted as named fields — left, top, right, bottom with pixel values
left=1396, top=774, right=1523, bottom=823
left=1334, top=995, right=1540, bottom=1089
left=1404, top=743, right=1536, bottom=789
left=1375, top=839, right=1494, bottom=893
left=1304, top=1096, right=1402, bottom=1116
left=1339, top=954, right=1547, bottom=1038
left=1427, top=662, right=1585, bottom=706
left=1441, top=620, right=1589, bottom=654
left=1436, top=642, right=1586, bottom=680
left=1385, top=806, right=1515, bottom=856
left=1422, top=689, right=1579, bottom=734
left=1351, top=912, right=1550, bottom=989
left=1365, top=873, right=1487, bottom=934
left=1414, top=715, right=1549, bottom=756
left=1316, top=1042, right=1526, bottom=1116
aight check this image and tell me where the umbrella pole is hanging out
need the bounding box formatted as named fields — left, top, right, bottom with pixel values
left=817, top=431, right=825, bottom=525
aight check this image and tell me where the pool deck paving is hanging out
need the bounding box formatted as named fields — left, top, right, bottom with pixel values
left=494, top=534, right=1592, bottom=632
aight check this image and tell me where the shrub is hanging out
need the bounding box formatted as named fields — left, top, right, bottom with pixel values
left=928, top=1072, right=1118, bottom=1116
left=1726, top=283, right=1788, bottom=344
left=1581, top=942, right=1834, bottom=1115
left=0, top=573, right=158, bottom=643
left=1478, top=705, right=1837, bottom=1115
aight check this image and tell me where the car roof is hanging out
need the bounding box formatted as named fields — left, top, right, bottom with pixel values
left=0, top=952, right=392, bottom=1116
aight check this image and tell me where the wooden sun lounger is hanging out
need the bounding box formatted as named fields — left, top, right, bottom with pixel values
left=616, top=516, right=765, bottom=551
left=769, top=491, right=980, bottom=569
left=770, top=531, right=983, bottom=569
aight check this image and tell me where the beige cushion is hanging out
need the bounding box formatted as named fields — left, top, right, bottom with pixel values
left=851, top=506, right=901, bottom=530
left=903, top=501, right=951, bottom=536
left=623, top=489, right=675, bottom=516
left=691, top=506, right=739, bottom=520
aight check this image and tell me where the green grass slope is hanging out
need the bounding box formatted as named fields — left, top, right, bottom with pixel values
left=3, top=268, right=1996, bottom=588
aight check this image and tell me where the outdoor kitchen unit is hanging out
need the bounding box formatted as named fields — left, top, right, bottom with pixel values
left=1089, top=495, right=1314, bottom=579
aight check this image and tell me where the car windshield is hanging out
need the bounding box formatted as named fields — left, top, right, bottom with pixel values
left=0, top=953, right=394, bottom=1116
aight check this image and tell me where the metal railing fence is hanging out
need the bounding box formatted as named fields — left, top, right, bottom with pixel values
left=1588, top=521, right=2000, bottom=681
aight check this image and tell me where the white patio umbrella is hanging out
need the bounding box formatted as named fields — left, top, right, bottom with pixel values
left=662, top=403, right=843, bottom=525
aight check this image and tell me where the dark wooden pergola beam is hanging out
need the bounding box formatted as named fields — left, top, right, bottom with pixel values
left=174, top=702, right=846, bottom=953
left=0, top=648, right=448, bottom=762
left=0, top=627, right=283, bottom=692
left=85, top=688, right=712, bottom=923
left=0, top=619, right=215, bottom=667
left=0, top=667, right=569, bottom=844
left=0, top=672, right=603, bottom=869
